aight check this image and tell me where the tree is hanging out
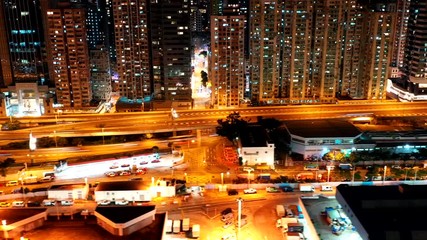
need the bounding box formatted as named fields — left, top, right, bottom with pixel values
left=152, top=146, right=159, bottom=153
left=256, top=117, right=282, bottom=131
left=216, top=112, right=248, bottom=142
left=0, top=158, right=15, bottom=176
left=201, top=70, right=208, bottom=87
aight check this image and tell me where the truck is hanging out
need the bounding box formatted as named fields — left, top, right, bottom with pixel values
left=173, top=219, right=181, bottom=233
left=165, top=219, right=173, bottom=233
left=321, top=185, right=333, bottom=191
left=289, top=205, right=304, bottom=219
left=288, top=223, right=304, bottom=233
left=285, top=232, right=305, bottom=240
left=299, top=184, right=314, bottom=192
left=276, top=217, right=298, bottom=232
left=276, top=204, right=285, bottom=217
left=192, top=224, right=200, bottom=238
left=182, top=218, right=190, bottom=231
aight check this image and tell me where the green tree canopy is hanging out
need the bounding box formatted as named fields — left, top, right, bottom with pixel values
left=216, top=111, right=248, bottom=142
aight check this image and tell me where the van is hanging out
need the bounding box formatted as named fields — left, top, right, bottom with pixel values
left=6, top=180, right=18, bottom=187
left=42, top=199, right=56, bottom=206
left=321, top=185, right=333, bottom=191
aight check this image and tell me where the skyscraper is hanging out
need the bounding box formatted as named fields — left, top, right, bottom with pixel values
left=112, top=0, right=151, bottom=100
left=45, top=4, right=91, bottom=108
left=249, top=0, right=284, bottom=103
left=210, top=15, right=245, bottom=107
left=150, top=0, right=192, bottom=101
left=0, top=0, right=48, bottom=87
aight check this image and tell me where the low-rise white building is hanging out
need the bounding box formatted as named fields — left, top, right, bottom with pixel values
left=47, top=183, right=89, bottom=200
left=239, top=126, right=275, bottom=169
left=94, top=181, right=175, bottom=202
left=283, top=120, right=372, bottom=159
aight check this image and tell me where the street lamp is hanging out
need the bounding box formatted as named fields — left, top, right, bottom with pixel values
left=2, top=220, right=8, bottom=239
left=245, top=168, right=253, bottom=188
left=53, top=130, right=58, bottom=148
left=236, top=198, right=243, bottom=239
left=326, top=166, right=333, bottom=183
left=102, top=128, right=105, bottom=145
left=221, top=173, right=224, bottom=185
left=383, top=166, right=387, bottom=185
left=413, top=167, right=419, bottom=185
left=184, top=173, right=188, bottom=183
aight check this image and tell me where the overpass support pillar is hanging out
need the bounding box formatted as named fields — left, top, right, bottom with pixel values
left=197, top=129, right=202, bottom=147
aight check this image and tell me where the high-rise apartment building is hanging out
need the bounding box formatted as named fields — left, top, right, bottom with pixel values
left=210, top=15, right=245, bottom=107
left=359, top=2, right=396, bottom=100
left=150, top=0, right=192, bottom=101
left=112, top=0, right=151, bottom=100
left=0, top=0, right=48, bottom=87
left=91, top=46, right=111, bottom=100
left=45, top=6, right=91, bottom=108
left=390, top=0, right=410, bottom=77
left=249, top=0, right=283, bottom=102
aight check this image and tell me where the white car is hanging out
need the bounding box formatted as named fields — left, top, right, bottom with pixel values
left=12, top=201, right=25, bottom=207
left=42, top=199, right=56, bottom=206
left=98, top=200, right=111, bottom=206
left=243, top=188, right=257, bottom=194
left=115, top=199, right=129, bottom=205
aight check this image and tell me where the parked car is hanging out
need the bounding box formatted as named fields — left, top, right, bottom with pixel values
left=0, top=202, right=10, bottom=207
left=140, top=161, right=148, bottom=165
left=119, top=171, right=132, bottom=176
left=12, top=201, right=25, bottom=207
left=243, top=188, right=257, bottom=194
left=151, top=159, right=160, bottom=163
left=281, top=186, right=294, bottom=192
left=115, top=199, right=129, bottom=205
left=136, top=168, right=147, bottom=175
left=391, top=165, right=402, bottom=169
left=105, top=172, right=117, bottom=177
left=266, top=187, right=280, bottom=193
left=221, top=208, right=233, bottom=216
left=109, top=165, right=119, bottom=169
left=121, top=164, right=130, bottom=168
left=42, top=199, right=56, bottom=206
left=223, top=221, right=233, bottom=229
left=27, top=201, right=41, bottom=207
left=61, top=200, right=74, bottom=206
left=6, top=180, right=18, bottom=187
left=227, top=189, right=238, bottom=196
left=97, top=200, right=111, bottom=206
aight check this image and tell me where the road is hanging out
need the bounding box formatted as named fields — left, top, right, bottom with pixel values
left=1, top=102, right=427, bottom=140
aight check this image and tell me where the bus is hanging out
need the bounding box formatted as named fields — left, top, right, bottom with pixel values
left=304, top=164, right=319, bottom=171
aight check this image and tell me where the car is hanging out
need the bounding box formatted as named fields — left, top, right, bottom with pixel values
left=281, top=186, right=294, bottom=192
left=266, top=187, right=280, bottom=193
left=6, top=180, right=18, bottom=187
left=243, top=188, right=257, bottom=194
left=242, top=167, right=254, bottom=172
left=105, top=172, right=117, bottom=177
left=12, top=201, right=25, bottom=207
left=221, top=208, right=233, bottom=216
left=0, top=202, right=10, bottom=207
left=61, top=200, right=74, bottom=206
left=140, top=161, right=148, bottom=165
left=391, top=165, right=402, bottom=169
left=221, top=233, right=236, bottom=240
left=27, top=201, right=41, bottom=207
left=109, top=165, right=119, bottom=169
left=223, top=221, right=233, bottom=229
left=121, top=164, right=130, bottom=168
left=227, top=189, right=238, bottom=196
left=136, top=168, right=147, bottom=175
left=119, top=171, right=131, bottom=176
left=115, top=199, right=129, bottom=205
left=97, top=200, right=111, bottom=206
left=42, top=199, right=56, bottom=206
left=151, top=159, right=160, bottom=163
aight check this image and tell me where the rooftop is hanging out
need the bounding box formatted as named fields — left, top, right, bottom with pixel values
left=0, top=208, right=47, bottom=225
left=240, top=125, right=269, bottom=147
left=95, top=205, right=156, bottom=224
left=49, top=183, right=86, bottom=191
left=96, top=181, right=149, bottom=191
left=337, top=184, right=427, bottom=240
left=284, top=119, right=361, bottom=138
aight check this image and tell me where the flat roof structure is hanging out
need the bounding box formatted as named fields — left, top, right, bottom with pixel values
left=240, top=125, right=269, bottom=147
left=336, top=184, right=427, bottom=240
left=96, top=205, right=155, bottom=223
left=284, top=120, right=361, bottom=138
left=96, top=181, right=149, bottom=191
left=49, top=183, right=86, bottom=190
left=0, top=208, right=47, bottom=239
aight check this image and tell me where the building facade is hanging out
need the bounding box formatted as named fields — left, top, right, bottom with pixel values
left=45, top=7, right=91, bottom=108
left=210, top=15, right=245, bottom=107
